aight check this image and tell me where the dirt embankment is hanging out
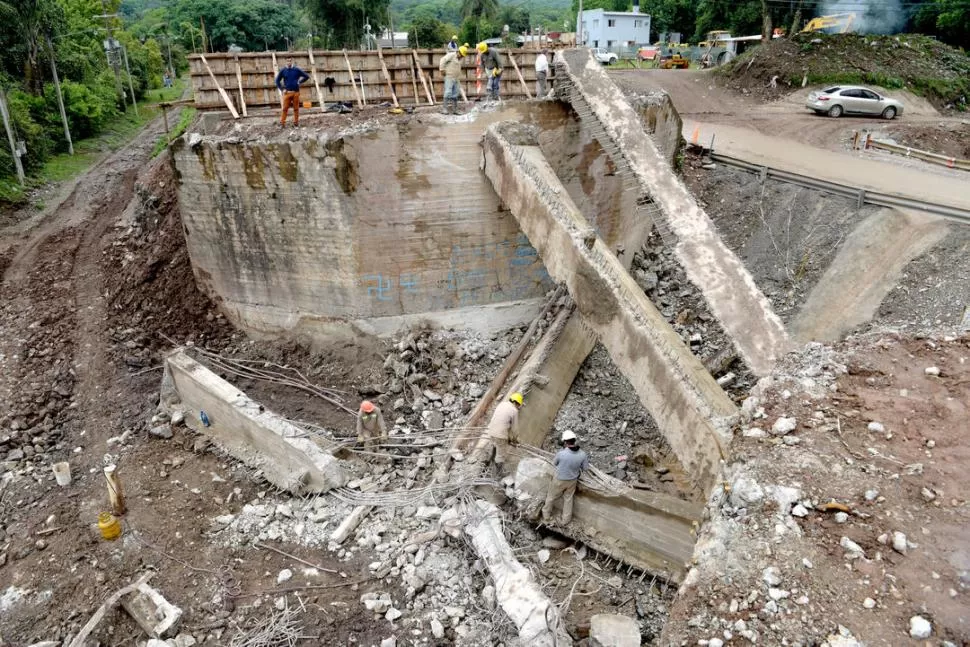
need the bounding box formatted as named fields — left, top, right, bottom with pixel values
left=720, top=33, right=970, bottom=109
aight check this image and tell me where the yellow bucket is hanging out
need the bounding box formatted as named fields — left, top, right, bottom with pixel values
left=302, top=100, right=312, bottom=109
left=98, top=512, right=122, bottom=541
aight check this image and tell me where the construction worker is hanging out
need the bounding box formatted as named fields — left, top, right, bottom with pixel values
left=542, top=430, right=589, bottom=525
left=448, top=35, right=459, bottom=51
left=356, top=400, right=387, bottom=450
left=477, top=42, right=503, bottom=101
left=472, top=392, right=523, bottom=471
left=439, top=45, right=468, bottom=114
left=275, top=58, right=310, bottom=127
left=535, top=49, right=550, bottom=98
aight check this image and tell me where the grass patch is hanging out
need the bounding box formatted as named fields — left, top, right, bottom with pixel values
left=151, top=107, right=197, bottom=158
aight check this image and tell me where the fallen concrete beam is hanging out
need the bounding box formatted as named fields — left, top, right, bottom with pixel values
left=463, top=499, right=573, bottom=646
left=483, top=122, right=736, bottom=491
left=514, top=458, right=701, bottom=582
left=162, top=350, right=348, bottom=494
left=556, top=49, right=789, bottom=376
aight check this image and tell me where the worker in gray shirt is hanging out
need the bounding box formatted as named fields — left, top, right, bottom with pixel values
left=542, top=429, right=589, bottom=525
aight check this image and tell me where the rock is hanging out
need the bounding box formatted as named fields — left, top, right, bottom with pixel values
left=149, top=424, right=173, bottom=439
left=385, top=607, right=402, bottom=621
left=708, top=639, right=724, bottom=647
left=909, top=615, right=932, bottom=638
left=277, top=568, right=293, bottom=584
left=921, top=487, right=937, bottom=502
left=415, top=506, right=442, bottom=520
left=536, top=549, right=550, bottom=564
left=867, top=421, right=885, bottom=433
left=481, top=585, right=495, bottom=610
left=863, top=597, right=876, bottom=609
left=607, top=575, right=623, bottom=588
left=762, top=566, right=782, bottom=587
left=730, top=476, right=764, bottom=508
left=542, top=536, right=568, bottom=549
left=771, top=417, right=797, bottom=436
left=741, top=427, right=767, bottom=438
left=834, top=512, right=849, bottom=523
left=430, top=618, right=445, bottom=638
left=380, top=638, right=397, bottom=647
left=6, top=448, right=24, bottom=461
left=468, top=383, right=485, bottom=398
left=840, top=536, right=864, bottom=559
left=892, top=531, right=908, bottom=555
left=768, top=588, right=790, bottom=601
left=924, top=366, right=941, bottom=376
left=589, top=614, right=640, bottom=647
left=444, top=605, right=466, bottom=619
left=791, top=504, right=809, bottom=518
left=173, top=634, right=197, bottom=647
left=864, top=489, right=879, bottom=502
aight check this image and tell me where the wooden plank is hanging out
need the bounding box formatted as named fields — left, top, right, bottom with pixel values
left=408, top=56, right=420, bottom=105
left=508, top=52, right=532, bottom=99
left=377, top=47, right=399, bottom=107
left=271, top=52, right=283, bottom=108
left=412, top=50, right=434, bottom=105
left=307, top=46, right=325, bottom=112
left=199, top=53, right=240, bottom=118
left=234, top=58, right=248, bottom=117
left=343, top=50, right=363, bottom=107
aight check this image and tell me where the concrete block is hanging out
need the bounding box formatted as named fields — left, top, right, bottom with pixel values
left=589, top=614, right=641, bottom=647
left=163, top=350, right=348, bottom=494
left=121, top=582, right=182, bottom=638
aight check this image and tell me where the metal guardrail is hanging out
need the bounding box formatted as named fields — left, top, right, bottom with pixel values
left=862, top=135, right=970, bottom=172
left=705, top=151, right=970, bottom=225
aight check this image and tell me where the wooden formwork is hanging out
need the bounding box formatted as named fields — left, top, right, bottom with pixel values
left=188, top=49, right=554, bottom=113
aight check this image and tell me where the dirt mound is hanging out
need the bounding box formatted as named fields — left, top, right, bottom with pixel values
left=883, top=121, right=970, bottom=159
left=102, top=152, right=235, bottom=368
left=721, top=33, right=970, bottom=109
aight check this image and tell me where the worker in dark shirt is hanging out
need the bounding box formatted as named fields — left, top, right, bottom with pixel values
left=275, top=58, right=310, bottom=127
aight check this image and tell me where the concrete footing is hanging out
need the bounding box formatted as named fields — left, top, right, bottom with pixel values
left=162, top=350, right=348, bottom=494
left=483, top=123, right=736, bottom=491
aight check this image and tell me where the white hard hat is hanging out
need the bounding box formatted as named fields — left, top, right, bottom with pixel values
left=561, top=429, right=577, bottom=442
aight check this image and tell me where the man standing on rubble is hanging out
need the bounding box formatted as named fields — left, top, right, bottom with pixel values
left=473, top=392, right=523, bottom=471
left=356, top=400, right=387, bottom=450
left=476, top=42, right=503, bottom=101
left=535, top=49, right=550, bottom=98
left=275, top=58, right=310, bottom=127
left=439, top=45, right=468, bottom=114
left=542, top=430, right=589, bottom=526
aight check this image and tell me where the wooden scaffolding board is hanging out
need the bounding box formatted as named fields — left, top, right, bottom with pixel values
left=188, top=49, right=553, bottom=111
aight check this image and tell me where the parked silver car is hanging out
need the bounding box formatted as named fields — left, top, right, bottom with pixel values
left=806, top=85, right=904, bottom=119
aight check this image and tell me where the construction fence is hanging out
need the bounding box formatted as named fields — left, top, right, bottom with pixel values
left=188, top=49, right=554, bottom=113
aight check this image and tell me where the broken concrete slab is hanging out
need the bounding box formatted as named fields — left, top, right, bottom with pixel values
left=514, top=458, right=701, bottom=582
left=162, top=350, right=348, bottom=494
left=555, top=48, right=789, bottom=376
left=121, top=581, right=182, bottom=639
left=463, top=499, right=573, bottom=646
left=589, top=614, right=641, bottom=647
left=482, top=122, right=737, bottom=491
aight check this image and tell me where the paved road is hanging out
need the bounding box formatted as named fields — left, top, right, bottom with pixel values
left=683, top=120, right=970, bottom=212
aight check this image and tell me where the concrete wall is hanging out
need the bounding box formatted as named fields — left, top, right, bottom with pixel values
left=483, top=123, right=736, bottom=492
left=163, top=350, right=347, bottom=493
left=632, top=91, right=683, bottom=168
left=173, top=103, right=633, bottom=339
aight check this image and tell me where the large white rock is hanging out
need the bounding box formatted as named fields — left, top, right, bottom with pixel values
left=909, top=615, right=932, bottom=639
left=589, top=614, right=640, bottom=647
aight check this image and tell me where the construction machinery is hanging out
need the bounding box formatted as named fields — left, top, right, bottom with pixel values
left=801, top=13, right=857, bottom=34
left=659, top=53, right=689, bottom=69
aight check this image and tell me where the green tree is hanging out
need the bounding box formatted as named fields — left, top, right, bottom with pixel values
left=0, top=0, right=67, bottom=93
left=461, top=0, right=499, bottom=21
left=169, top=0, right=301, bottom=52
left=302, top=0, right=390, bottom=49
left=913, top=0, right=970, bottom=49
left=642, top=0, right=697, bottom=38
left=407, top=15, right=449, bottom=47
left=497, top=5, right=529, bottom=33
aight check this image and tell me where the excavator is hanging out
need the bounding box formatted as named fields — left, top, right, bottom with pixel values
left=800, top=13, right=857, bottom=34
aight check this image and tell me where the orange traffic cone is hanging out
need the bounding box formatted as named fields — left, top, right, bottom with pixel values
left=691, top=125, right=700, bottom=145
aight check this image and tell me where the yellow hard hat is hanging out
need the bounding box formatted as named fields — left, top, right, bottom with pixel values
left=452, top=35, right=458, bottom=40
left=509, top=392, right=523, bottom=406
left=458, top=45, right=468, bottom=57
left=476, top=42, right=488, bottom=53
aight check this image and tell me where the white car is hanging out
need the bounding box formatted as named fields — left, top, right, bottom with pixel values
left=591, top=48, right=618, bottom=65
left=806, top=85, right=904, bottom=119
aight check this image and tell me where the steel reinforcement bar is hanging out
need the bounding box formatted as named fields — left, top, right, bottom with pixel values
left=708, top=151, right=970, bottom=225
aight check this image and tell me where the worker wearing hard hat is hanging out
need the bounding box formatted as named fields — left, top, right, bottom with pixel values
left=439, top=44, right=468, bottom=114
left=448, top=35, right=459, bottom=51
left=472, top=392, right=523, bottom=470
left=542, top=429, right=590, bottom=525
left=356, top=400, right=387, bottom=450
left=477, top=42, right=503, bottom=101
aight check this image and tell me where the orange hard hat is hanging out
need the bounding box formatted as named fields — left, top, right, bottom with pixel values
left=360, top=400, right=376, bottom=413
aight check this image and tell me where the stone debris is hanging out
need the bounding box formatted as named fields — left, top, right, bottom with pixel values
left=589, top=613, right=641, bottom=647
left=909, top=615, right=932, bottom=638
left=276, top=569, right=293, bottom=584
left=121, top=582, right=182, bottom=639
left=771, top=417, right=797, bottom=436
left=866, top=421, right=885, bottom=433
left=892, top=531, right=908, bottom=555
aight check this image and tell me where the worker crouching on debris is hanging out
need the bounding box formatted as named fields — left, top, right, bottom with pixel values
left=439, top=45, right=468, bottom=114
left=477, top=42, right=503, bottom=101
left=542, top=430, right=589, bottom=525
left=472, top=392, right=523, bottom=472
left=356, top=400, right=387, bottom=450
left=275, top=58, right=310, bottom=127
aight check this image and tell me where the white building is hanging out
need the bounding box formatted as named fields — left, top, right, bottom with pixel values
left=577, top=6, right=651, bottom=51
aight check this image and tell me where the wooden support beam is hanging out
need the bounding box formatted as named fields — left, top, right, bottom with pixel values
left=377, top=47, right=399, bottom=107
left=234, top=58, right=248, bottom=117
left=508, top=53, right=532, bottom=99
left=271, top=52, right=283, bottom=108
left=412, top=50, right=434, bottom=105
left=343, top=50, right=363, bottom=108
left=199, top=53, right=240, bottom=118
left=408, top=56, right=420, bottom=105
left=307, top=46, right=325, bottom=112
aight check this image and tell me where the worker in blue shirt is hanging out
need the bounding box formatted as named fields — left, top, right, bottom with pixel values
left=275, top=58, right=310, bottom=127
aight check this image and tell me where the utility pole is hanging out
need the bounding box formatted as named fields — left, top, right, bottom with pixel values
left=577, top=0, right=584, bottom=47
left=46, top=33, right=74, bottom=155
left=121, top=44, right=138, bottom=116
left=0, top=88, right=25, bottom=185
left=164, top=27, right=174, bottom=74
left=99, top=0, right=126, bottom=107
